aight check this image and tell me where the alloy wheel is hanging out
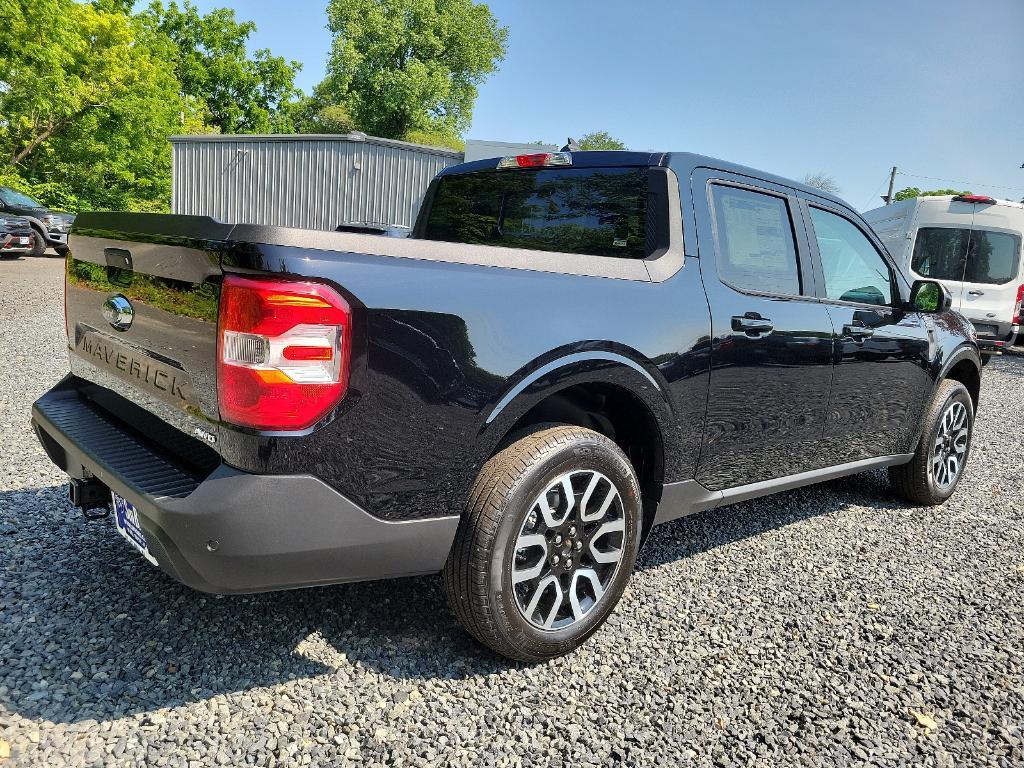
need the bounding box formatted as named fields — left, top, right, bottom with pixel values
left=510, top=470, right=626, bottom=631
left=930, top=400, right=969, bottom=491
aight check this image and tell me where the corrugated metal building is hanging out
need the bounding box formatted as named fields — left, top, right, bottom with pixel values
left=170, top=134, right=558, bottom=231
left=171, top=133, right=462, bottom=230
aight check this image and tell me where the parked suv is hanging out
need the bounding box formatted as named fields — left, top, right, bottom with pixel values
left=33, top=151, right=981, bottom=661
left=0, top=186, right=75, bottom=256
left=0, top=214, right=34, bottom=257
left=864, top=195, right=1023, bottom=357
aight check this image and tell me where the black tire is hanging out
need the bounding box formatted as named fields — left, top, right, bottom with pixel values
left=444, top=425, right=642, bottom=662
left=889, top=379, right=974, bottom=506
left=30, top=229, right=46, bottom=257
left=55, top=245, right=69, bottom=257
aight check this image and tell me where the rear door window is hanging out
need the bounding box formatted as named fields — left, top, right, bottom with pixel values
left=710, top=185, right=802, bottom=296
left=421, top=167, right=649, bottom=259
left=911, top=227, right=1021, bottom=285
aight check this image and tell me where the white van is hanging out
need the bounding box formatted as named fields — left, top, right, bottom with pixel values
left=863, top=194, right=1023, bottom=355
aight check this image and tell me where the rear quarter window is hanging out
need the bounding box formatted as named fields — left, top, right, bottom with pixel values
left=421, top=167, right=649, bottom=259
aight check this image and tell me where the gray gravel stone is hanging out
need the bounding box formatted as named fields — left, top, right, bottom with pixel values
left=1, top=256, right=1023, bottom=767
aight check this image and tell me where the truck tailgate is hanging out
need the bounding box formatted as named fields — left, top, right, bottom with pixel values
left=65, top=213, right=231, bottom=449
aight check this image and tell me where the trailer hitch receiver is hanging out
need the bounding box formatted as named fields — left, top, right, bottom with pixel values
left=70, top=478, right=111, bottom=519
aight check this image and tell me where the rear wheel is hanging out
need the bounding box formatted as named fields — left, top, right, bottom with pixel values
left=889, top=379, right=973, bottom=505
left=443, top=426, right=642, bottom=662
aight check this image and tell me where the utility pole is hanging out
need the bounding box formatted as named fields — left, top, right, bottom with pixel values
left=883, top=166, right=898, bottom=205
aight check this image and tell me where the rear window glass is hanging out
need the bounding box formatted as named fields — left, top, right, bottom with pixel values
left=911, top=227, right=1021, bottom=285
left=710, top=185, right=801, bottom=296
left=421, top=167, right=649, bottom=259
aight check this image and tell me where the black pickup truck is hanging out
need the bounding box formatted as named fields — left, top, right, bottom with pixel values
left=32, top=151, right=982, bottom=661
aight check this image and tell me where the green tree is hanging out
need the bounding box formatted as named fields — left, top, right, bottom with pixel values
left=291, top=100, right=358, bottom=134
left=577, top=131, right=627, bottom=151
left=311, top=0, right=508, bottom=143
left=0, top=0, right=206, bottom=210
left=140, top=1, right=303, bottom=134
left=893, top=187, right=970, bottom=202
left=403, top=129, right=465, bottom=151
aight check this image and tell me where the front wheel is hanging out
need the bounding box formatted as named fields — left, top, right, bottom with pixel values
left=444, top=426, right=642, bottom=662
left=30, top=230, right=46, bottom=257
left=890, top=379, right=974, bottom=505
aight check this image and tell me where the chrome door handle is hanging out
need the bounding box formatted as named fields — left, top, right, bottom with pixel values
left=843, top=323, right=874, bottom=340
left=731, top=314, right=774, bottom=336
left=967, top=290, right=985, bottom=296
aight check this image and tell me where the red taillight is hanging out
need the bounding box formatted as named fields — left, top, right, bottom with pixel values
left=496, top=152, right=572, bottom=170
left=282, top=345, right=334, bottom=361
left=1014, top=284, right=1024, bottom=325
left=953, top=194, right=997, bottom=205
left=217, top=275, right=352, bottom=431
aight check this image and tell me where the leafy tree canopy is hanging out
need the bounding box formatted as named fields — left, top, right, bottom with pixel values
left=0, top=0, right=301, bottom=211
left=893, top=187, right=971, bottom=202
left=293, top=102, right=359, bottom=135
left=307, top=0, right=507, bottom=145
left=577, top=131, right=627, bottom=151
left=140, top=1, right=303, bottom=134
left=0, top=0, right=206, bottom=211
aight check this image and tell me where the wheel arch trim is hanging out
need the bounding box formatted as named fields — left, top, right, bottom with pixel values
left=938, top=342, right=982, bottom=380
left=938, top=342, right=982, bottom=409
left=483, top=351, right=665, bottom=426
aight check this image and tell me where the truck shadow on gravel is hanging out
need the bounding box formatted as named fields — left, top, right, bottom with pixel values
left=1, top=472, right=903, bottom=725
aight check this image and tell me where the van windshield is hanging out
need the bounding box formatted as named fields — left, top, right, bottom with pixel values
left=911, top=227, right=1021, bottom=285
left=420, top=167, right=650, bottom=259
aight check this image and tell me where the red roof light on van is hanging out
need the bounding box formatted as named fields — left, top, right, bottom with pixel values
left=953, top=194, right=997, bottom=204
left=496, top=152, right=572, bottom=170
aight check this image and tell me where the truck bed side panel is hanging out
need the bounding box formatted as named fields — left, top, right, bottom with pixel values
left=215, top=242, right=711, bottom=521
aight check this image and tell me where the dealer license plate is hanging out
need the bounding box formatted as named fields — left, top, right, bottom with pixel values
left=111, top=492, right=158, bottom=566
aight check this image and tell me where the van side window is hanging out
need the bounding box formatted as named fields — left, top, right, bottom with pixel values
left=808, top=207, right=893, bottom=306
left=710, top=185, right=801, bottom=296
left=912, top=227, right=1021, bottom=285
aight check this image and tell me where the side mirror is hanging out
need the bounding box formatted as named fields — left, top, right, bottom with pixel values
left=909, top=280, right=952, bottom=313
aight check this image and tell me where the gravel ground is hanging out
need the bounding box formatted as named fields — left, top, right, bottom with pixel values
left=1, top=255, right=1022, bottom=767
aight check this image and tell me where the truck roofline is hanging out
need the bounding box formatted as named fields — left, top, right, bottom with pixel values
left=438, top=150, right=851, bottom=210
left=437, top=151, right=669, bottom=177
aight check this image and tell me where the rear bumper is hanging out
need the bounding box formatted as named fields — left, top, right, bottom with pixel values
left=31, top=377, right=458, bottom=594
left=970, top=321, right=1017, bottom=354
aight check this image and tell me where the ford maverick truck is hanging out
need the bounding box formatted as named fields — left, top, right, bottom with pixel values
left=32, top=151, right=982, bottom=661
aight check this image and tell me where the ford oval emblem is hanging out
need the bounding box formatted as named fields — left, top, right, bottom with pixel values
left=102, top=294, right=134, bottom=331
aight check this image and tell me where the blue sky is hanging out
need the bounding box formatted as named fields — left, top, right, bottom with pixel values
left=185, top=0, right=1024, bottom=211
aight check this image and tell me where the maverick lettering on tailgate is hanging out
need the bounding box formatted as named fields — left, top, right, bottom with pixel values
left=77, top=331, right=194, bottom=404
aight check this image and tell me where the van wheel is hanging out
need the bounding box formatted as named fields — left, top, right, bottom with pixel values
left=443, top=426, right=642, bottom=662
left=889, top=379, right=974, bottom=505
